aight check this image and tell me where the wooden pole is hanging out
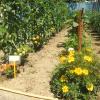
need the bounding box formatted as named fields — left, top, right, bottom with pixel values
left=14, top=61, right=16, bottom=78
left=77, top=9, right=84, bottom=52
left=0, top=87, right=58, bottom=100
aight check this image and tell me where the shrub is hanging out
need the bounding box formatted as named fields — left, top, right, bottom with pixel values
left=0, top=0, right=68, bottom=55
left=90, top=12, right=100, bottom=33
left=50, top=49, right=100, bottom=100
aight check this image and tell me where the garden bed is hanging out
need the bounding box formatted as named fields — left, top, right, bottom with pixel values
left=0, top=29, right=68, bottom=100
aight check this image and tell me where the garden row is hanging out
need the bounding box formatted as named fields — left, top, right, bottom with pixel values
left=50, top=11, right=100, bottom=100
left=0, top=0, right=68, bottom=78
left=0, top=0, right=68, bottom=56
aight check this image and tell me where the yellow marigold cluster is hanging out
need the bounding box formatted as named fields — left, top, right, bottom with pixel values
left=69, top=50, right=75, bottom=56
left=59, top=56, right=67, bottom=64
left=67, top=50, right=75, bottom=63
left=86, top=83, right=94, bottom=91
left=70, top=67, right=89, bottom=76
left=82, top=69, right=89, bottom=75
left=62, top=85, right=69, bottom=93
left=84, top=56, right=92, bottom=62
left=68, top=55, right=75, bottom=63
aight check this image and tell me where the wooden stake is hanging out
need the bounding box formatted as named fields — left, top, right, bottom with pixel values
left=77, top=9, right=84, bottom=52
left=14, top=61, right=16, bottom=78
left=0, top=87, right=58, bottom=100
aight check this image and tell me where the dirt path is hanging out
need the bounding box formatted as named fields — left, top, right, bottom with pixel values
left=91, top=32, right=100, bottom=58
left=0, top=29, right=68, bottom=100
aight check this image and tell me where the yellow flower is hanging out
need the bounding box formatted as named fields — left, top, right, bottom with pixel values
left=69, top=50, right=75, bottom=56
left=84, top=56, right=92, bottom=62
left=33, top=37, right=36, bottom=41
left=59, top=56, right=67, bottom=64
left=68, top=55, right=75, bottom=63
left=74, top=67, right=83, bottom=75
left=86, top=83, right=94, bottom=91
left=34, top=41, right=38, bottom=44
left=60, top=75, right=66, bottom=82
left=62, top=85, right=69, bottom=93
left=82, top=69, right=89, bottom=75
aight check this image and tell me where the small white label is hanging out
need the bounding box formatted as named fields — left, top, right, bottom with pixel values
left=9, top=55, right=21, bottom=62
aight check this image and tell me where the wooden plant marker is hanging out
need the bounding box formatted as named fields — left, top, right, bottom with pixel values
left=13, top=61, right=16, bottom=78
left=9, top=55, right=21, bottom=78
left=77, top=8, right=84, bottom=52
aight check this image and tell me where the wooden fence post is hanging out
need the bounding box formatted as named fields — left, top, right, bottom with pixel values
left=77, top=8, right=84, bottom=52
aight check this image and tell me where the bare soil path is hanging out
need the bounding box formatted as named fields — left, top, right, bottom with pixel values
left=0, top=29, right=68, bottom=100
left=91, top=32, right=100, bottom=58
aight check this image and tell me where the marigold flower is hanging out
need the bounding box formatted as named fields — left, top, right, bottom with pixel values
left=34, top=41, right=38, bottom=44
left=59, top=56, right=67, bottom=64
left=86, top=83, right=94, bottom=91
left=69, top=51, right=75, bottom=56
left=74, top=67, right=83, bottom=75
left=82, top=69, right=89, bottom=75
left=60, top=75, right=66, bottom=82
left=84, top=56, right=92, bottom=62
left=68, top=55, right=75, bottom=63
left=62, top=85, right=69, bottom=93
left=33, top=37, right=36, bottom=41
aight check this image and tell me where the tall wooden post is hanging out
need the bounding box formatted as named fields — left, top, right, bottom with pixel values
left=77, top=9, right=84, bottom=52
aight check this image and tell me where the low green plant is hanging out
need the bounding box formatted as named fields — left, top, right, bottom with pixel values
left=13, top=44, right=32, bottom=56
left=90, top=12, right=100, bottom=33
left=5, top=65, right=14, bottom=78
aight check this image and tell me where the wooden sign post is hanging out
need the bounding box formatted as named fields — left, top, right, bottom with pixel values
left=77, top=9, right=84, bottom=52
left=8, top=55, right=21, bottom=78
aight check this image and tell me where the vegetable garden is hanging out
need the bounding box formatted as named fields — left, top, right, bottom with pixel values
left=0, top=0, right=100, bottom=100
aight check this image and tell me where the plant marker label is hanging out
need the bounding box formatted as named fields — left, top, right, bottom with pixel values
left=9, top=55, right=21, bottom=65
left=9, top=55, right=21, bottom=78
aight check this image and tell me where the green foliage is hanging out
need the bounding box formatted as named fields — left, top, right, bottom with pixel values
left=90, top=12, right=100, bottom=33
left=64, top=33, right=78, bottom=50
left=0, top=0, right=68, bottom=56
left=50, top=10, right=100, bottom=99
left=5, top=66, right=14, bottom=78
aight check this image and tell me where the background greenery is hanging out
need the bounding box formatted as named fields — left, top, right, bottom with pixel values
left=0, top=0, right=68, bottom=55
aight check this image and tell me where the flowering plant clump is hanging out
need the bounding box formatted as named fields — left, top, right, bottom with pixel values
left=50, top=50, right=100, bottom=100
left=59, top=49, right=75, bottom=64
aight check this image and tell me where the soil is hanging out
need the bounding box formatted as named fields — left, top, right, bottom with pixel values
left=0, top=29, right=68, bottom=100
left=91, top=32, right=100, bottom=58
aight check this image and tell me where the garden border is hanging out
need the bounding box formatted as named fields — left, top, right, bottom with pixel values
left=0, top=87, right=57, bottom=100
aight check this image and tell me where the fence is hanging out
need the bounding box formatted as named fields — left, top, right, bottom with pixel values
left=67, top=2, right=100, bottom=11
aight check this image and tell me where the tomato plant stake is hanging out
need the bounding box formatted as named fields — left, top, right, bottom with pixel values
left=77, top=9, right=84, bottom=52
